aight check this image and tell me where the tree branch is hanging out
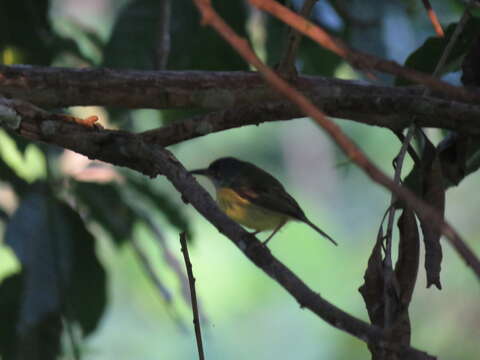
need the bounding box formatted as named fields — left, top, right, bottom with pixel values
left=0, top=97, right=435, bottom=359
left=2, top=65, right=480, bottom=134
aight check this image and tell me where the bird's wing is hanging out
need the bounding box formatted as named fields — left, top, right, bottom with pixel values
left=234, top=183, right=307, bottom=221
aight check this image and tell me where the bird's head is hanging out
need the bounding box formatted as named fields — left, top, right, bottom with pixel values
left=190, top=157, right=248, bottom=188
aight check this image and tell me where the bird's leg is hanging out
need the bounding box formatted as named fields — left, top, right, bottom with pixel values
left=263, top=220, right=287, bottom=246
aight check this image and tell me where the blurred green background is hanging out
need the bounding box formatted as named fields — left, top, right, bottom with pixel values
left=1, top=0, right=480, bottom=359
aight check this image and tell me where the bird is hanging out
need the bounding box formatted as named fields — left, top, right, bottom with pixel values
left=190, top=157, right=337, bottom=246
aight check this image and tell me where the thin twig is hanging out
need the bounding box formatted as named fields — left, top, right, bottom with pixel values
left=249, top=0, right=480, bottom=103
left=191, top=0, right=480, bottom=281
left=421, top=0, right=445, bottom=37
left=179, top=232, right=205, bottom=360
left=155, top=0, right=171, bottom=69
left=277, top=0, right=318, bottom=75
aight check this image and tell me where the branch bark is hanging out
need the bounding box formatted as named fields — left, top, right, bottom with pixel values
left=2, top=65, right=480, bottom=134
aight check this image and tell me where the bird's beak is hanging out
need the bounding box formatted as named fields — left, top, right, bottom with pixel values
left=189, top=168, right=210, bottom=177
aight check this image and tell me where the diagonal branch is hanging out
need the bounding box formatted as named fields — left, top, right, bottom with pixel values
left=0, top=96, right=435, bottom=359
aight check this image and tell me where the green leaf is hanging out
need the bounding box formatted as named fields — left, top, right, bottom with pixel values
left=73, top=181, right=135, bottom=245
left=4, top=185, right=107, bottom=340
left=395, top=18, right=480, bottom=86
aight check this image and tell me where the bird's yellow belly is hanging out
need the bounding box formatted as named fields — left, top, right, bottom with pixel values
left=216, top=188, right=288, bottom=231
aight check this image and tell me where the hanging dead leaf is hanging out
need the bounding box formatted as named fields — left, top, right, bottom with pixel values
left=420, top=152, right=445, bottom=290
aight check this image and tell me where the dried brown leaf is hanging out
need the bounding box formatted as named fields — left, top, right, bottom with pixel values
left=395, top=208, right=420, bottom=305
left=420, top=153, right=445, bottom=289
left=358, top=227, right=385, bottom=327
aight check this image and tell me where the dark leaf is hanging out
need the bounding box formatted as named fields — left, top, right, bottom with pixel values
left=103, top=0, right=161, bottom=70
left=0, top=273, right=24, bottom=359
left=103, top=0, right=248, bottom=124
left=73, top=181, right=135, bottom=245
left=420, top=152, right=445, bottom=290
left=395, top=208, right=420, bottom=306
left=461, top=35, right=480, bottom=86
left=5, top=185, right=107, bottom=346
left=358, top=227, right=385, bottom=327
left=65, top=202, right=107, bottom=336
left=0, top=0, right=55, bottom=65
left=390, top=208, right=420, bottom=347
left=169, top=0, right=248, bottom=71
left=396, top=18, right=480, bottom=86
left=403, top=133, right=445, bottom=289
left=104, top=0, right=248, bottom=71
left=0, top=156, right=29, bottom=196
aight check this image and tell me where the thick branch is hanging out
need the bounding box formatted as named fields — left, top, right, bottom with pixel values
left=0, top=97, right=434, bottom=359
left=1, top=65, right=480, bottom=134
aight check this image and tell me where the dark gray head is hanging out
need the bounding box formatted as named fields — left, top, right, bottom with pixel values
left=189, top=157, right=249, bottom=187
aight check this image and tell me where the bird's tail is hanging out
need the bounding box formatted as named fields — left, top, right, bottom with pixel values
left=304, top=218, right=338, bottom=246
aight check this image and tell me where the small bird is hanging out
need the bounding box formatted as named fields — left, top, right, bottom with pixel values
left=190, top=157, right=337, bottom=246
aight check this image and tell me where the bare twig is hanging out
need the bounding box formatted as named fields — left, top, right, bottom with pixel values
left=249, top=0, right=480, bottom=103
left=190, top=0, right=480, bottom=281
left=421, top=0, right=445, bottom=37
left=155, top=0, right=171, bottom=69
left=277, top=0, right=318, bottom=75
left=179, top=232, right=205, bottom=360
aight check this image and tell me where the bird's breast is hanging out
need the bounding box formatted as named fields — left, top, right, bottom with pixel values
left=216, top=188, right=288, bottom=231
